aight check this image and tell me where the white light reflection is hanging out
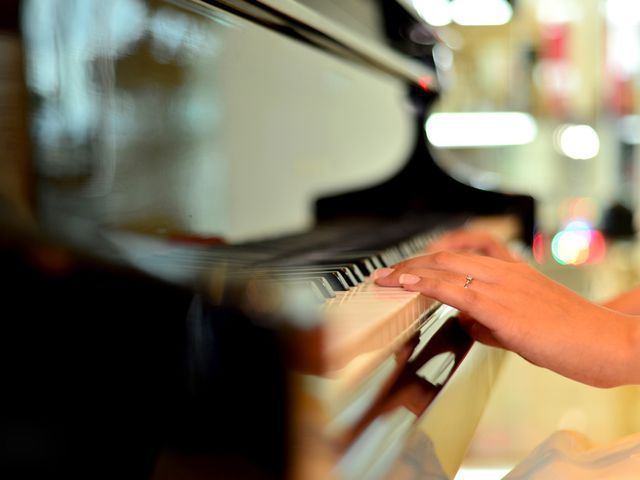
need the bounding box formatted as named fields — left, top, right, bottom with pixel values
left=411, top=0, right=512, bottom=27
left=23, top=0, right=149, bottom=148
left=411, top=0, right=452, bottom=27
left=555, top=124, right=600, bottom=160
left=150, top=7, right=219, bottom=64
left=150, top=8, right=192, bottom=63
left=450, top=0, right=513, bottom=26
left=425, top=112, right=537, bottom=148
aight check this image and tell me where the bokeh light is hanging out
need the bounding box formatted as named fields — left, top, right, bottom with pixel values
left=553, top=124, right=600, bottom=160
left=551, top=220, right=606, bottom=265
left=532, top=231, right=547, bottom=263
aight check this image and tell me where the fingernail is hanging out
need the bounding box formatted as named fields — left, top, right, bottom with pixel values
left=373, top=267, right=394, bottom=280
left=399, top=273, right=420, bottom=285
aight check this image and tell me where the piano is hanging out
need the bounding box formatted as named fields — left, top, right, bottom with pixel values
left=0, top=0, right=534, bottom=478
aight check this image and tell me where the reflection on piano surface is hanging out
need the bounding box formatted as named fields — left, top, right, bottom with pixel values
left=1, top=0, right=534, bottom=478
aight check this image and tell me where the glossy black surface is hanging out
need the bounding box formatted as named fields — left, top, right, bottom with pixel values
left=0, top=232, right=287, bottom=479
left=315, top=86, right=536, bottom=245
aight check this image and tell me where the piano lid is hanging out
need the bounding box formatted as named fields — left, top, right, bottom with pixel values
left=205, top=0, right=439, bottom=89
left=22, top=0, right=440, bottom=245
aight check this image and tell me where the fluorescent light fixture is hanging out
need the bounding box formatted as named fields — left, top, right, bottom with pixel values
left=606, top=0, right=640, bottom=75
left=451, top=0, right=513, bottom=26
left=425, top=112, right=537, bottom=148
left=411, top=0, right=452, bottom=27
left=556, top=124, right=600, bottom=159
left=606, top=0, right=640, bottom=27
left=411, top=0, right=512, bottom=27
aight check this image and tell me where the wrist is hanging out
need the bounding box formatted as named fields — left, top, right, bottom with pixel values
left=625, top=317, right=640, bottom=385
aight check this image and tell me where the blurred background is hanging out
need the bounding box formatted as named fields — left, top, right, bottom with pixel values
left=299, top=0, right=640, bottom=476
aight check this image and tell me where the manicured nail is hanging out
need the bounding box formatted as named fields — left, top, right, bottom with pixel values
left=399, top=273, right=420, bottom=285
left=373, top=267, right=394, bottom=280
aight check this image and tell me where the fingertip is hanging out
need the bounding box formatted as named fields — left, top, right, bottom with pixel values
left=372, top=267, right=394, bottom=281
left=398, top=273, right=420, bottom=285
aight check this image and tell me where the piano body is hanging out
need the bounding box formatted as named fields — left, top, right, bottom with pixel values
left=0, top=0, right=535, bottom=478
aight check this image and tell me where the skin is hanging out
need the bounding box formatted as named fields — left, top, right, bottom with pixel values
left=601, top=287, right=640, bottom=315
left=373, top=230, right=640, bottom=388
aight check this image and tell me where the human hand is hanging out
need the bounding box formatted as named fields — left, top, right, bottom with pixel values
left=426, top=230, right=520, bottom=262
left=374, top=252, right=640, bottom=388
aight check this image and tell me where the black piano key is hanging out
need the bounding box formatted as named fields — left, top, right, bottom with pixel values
left=287, top=253, right=375, bottom=277
left=301, top=271, right=349, bottom=291
left=255, top=271, right=349, bottom=292
left=305, top=262, right=367, bottom=283
left=325, top=266, right=358, bottom=287
left=255, top=265, right=361, bottom=287
left=339, top=264, right=366, bottom=282
left=311, top=255, right=375, bottom=276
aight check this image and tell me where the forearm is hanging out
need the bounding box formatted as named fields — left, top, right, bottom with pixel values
left=601, top=287, right=640, bottom=314
left=594, top=312, right=640, bottom=387
left=530, top=309, right=640, bottom=388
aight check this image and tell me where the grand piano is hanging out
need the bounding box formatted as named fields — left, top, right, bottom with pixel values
left=0, top=0, right=534, bottom=478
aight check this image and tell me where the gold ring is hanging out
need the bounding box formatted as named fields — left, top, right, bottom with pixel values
left=463, top=275, right=473, bottom=288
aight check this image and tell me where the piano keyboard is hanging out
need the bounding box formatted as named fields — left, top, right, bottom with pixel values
left=323, top=279, right=439, bottom=380
left=100, top=215, right=515, bottom=479
left=106, top=215, right=468, bottom=387
left=108, top=214, right=464, bottom=289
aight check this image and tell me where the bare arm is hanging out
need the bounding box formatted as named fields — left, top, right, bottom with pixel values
left=601, top=287, right=640, bottom=315
left=374, top=252, right=640, bottom=388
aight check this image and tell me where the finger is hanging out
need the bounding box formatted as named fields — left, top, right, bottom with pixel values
left=388, top=251, right=505, bottom=283
left=374, top=267, right=517, bottom=348
left=397, top=273, right=512, bottom=333
left=375, top=267, right=468, bottom=289
left=391, top=270, right=484, bottom=307
left=373, top=260, right=522, bottom=320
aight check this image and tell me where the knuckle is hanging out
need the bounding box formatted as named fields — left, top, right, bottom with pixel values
left=431, top=251, right=453, bottom=266
left=396, top=256, right=420, bottom=269
left=420, top=277, right=440, bottom=291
